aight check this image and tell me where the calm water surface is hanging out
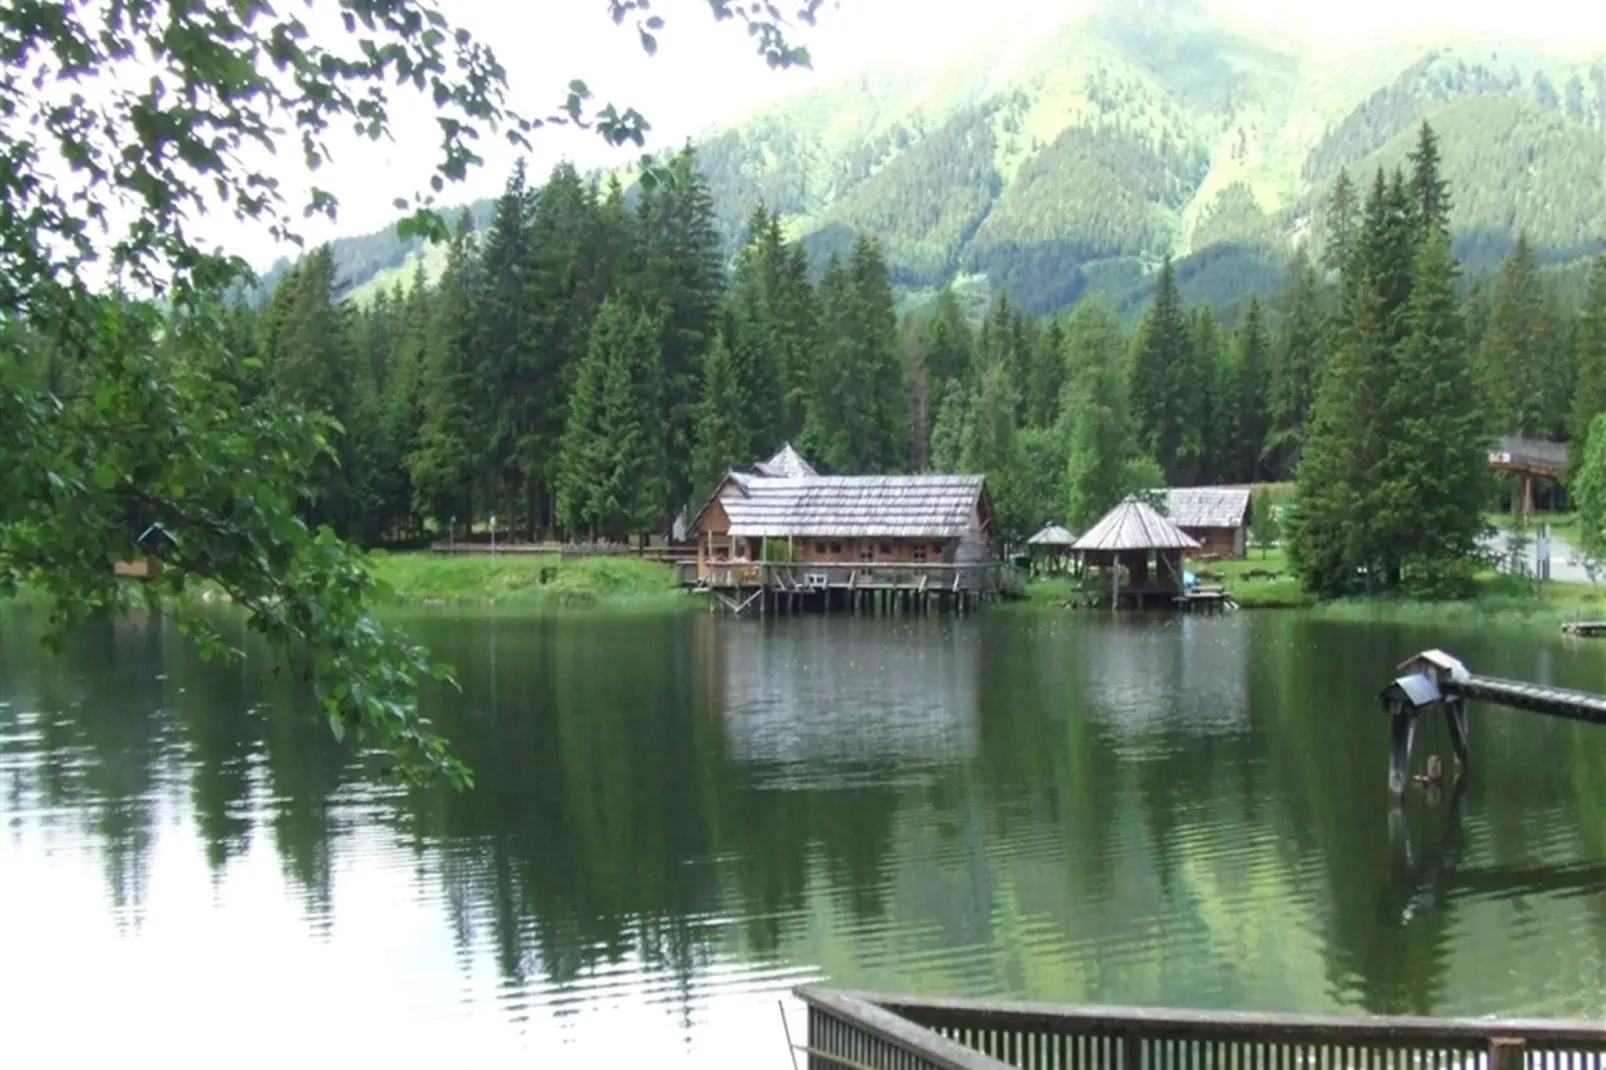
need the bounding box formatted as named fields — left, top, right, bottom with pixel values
left=4, top=607, right=1606, bottom=1067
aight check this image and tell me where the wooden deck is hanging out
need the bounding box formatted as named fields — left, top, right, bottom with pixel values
left=797, top=987, right=1606, bottom=1070
left=1449, top=674, right=1606, bottom=725
left=679, top=561, right=1026, bottom=615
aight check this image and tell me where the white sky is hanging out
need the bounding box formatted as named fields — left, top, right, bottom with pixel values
left=215, top=0, right=1606, bottom=268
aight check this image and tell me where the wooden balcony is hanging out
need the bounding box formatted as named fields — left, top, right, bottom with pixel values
left=682, top=561, right=1026, bottom=598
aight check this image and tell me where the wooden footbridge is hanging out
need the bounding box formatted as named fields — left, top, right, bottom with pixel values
left=1381, top=649, right=1606, bottom=797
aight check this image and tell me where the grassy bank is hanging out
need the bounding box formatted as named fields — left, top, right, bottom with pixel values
left=365, top=552, right=690, bottom=611
left=1021, top=546, right=1606, bottom=622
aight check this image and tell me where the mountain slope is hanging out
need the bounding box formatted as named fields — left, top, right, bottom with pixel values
left=291, top=0, right=1606, bottom=316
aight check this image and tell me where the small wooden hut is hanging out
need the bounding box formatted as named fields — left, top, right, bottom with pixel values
left=1156, top=486, right=1252, bottom=558
left=1072, top=497, right=1199, bottom=608
left=1026, top=524, right=1076, bottom=575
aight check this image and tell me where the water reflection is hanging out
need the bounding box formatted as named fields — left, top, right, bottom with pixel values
left=3, top=607, right=1606, bottom=1067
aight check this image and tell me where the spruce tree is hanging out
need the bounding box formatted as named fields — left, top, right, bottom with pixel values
left=409, top=213, right=478, bottom=528
left=1234, top=296, right=1270, bottom=484
left=690, top=334, right=748, bottom=504
left=632, top=146, right=724, bottom=506
left=928, top=380, right=968, bottom=474
left=924, top=286, right=975, bottom=389
left=900, top=313, right=933, bottom=470
left=1373, top=231, right=1487, bottom=595
left=1322, top=168, right=1358, bottom=273
left=1480, top=231, right=1554, bottom=436
left=1574, top=413, right=1606, bottom=573
left=1129, top=257, right=1198, bottom=484
left=960, top=361, right=1024, bottom=539
left=1026, top=316, right=1066, bottom=429
left=1063, top=298, right=1140, bottom=529
left=1189, top=307, right=1229, bottom=484
left=1406, top=121, right=1452, bottom=244
left=1265, top=249, right=1324, bottom=479
left=1568, top=258, right=1606, bottom=485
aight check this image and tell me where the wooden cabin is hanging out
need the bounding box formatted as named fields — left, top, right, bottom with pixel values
left=1489, top=436, right=1568, bottom=517
left=1154, top=486, right=1252, bottom=558
left=1072, top=497, right=1199, bottom=608
left=686, top=445, right=1014, bottom=611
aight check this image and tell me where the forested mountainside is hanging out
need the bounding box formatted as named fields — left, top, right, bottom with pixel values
left=286, top=0, right=1606, bottom=316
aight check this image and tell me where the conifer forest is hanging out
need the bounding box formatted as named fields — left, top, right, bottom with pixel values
left=53, top=125, right=1606, bottom=600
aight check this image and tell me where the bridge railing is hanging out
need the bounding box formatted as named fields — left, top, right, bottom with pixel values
left=796, top=988, right=1606, bottom=1070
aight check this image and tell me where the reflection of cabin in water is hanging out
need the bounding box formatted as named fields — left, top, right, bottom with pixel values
left=1072, top=497, right=1199, bottom=608
left=685, top=445, right=1022, bottom=613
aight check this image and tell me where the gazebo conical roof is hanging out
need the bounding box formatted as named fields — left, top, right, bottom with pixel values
left=1027, top=523, right=1077, bottom=546
left=1072, top=497, right=1199, bottom=552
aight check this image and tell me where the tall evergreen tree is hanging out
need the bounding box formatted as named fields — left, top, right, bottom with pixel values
left=1265, top=250, right=1324, bottom=479
left=1063, top=299, right=1141, bottom=529
left=929, top=380, right=968, bottom=474
left=1026, top=315, right=1066, bottom=429
left=1233, top=296, right=1270, bottom=483
left=1322, top=168, right=1358, bottom=273
left=960, top=361, right=1024, bottom=538
left=409, top=212, right=478, bottom=528
left=632, top=146, right=724, bottom=507
left=1568, top=258, right=1606, bottom=484
left=1480, top=231, right=1557, bottom=436
left=1373, top=231, right=1487, bottom=594
left=899, top=313, right=933, bottom=471
left=1129, top=257, right=1199, bottom=484
left=1406, top=121, right=1452, bottom=244
left=556, top=298, right=668, bottom=539
left=1189, top=307, right=1230, bottom=484
left=690, top=334, right=747, bottom=506
left=924, top=286, right=975, bottom=388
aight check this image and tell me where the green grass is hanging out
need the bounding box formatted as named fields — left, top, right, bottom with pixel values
left=1205, top=547, right=1313, bottom=608
left=1488, top=510, right=1577, bottom=535
left=365, top=551, right=691, bottom=612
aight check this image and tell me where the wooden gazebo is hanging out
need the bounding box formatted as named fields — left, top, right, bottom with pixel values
left=1026, top=524, right=1077, bottom=576
left=1072, top=497, right=1199, bottom=608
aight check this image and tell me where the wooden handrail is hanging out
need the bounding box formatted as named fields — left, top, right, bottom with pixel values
left=797, top=987, right=1606, bottom=1070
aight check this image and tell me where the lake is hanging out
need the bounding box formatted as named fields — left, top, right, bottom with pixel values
left=4, top=606, right=1606, bottom=1067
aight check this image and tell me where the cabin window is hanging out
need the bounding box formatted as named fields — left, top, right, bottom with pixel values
left=878, top=543, right=892, bottom=556
left=829, top=541, right=843, bottom=554
left=814, top=541, right=828, bottom=554
left=913, top=546, right=927, bottom=563
left=931, top=542, right=944, bottom=557
left=859, top=544, right=873, bottom=561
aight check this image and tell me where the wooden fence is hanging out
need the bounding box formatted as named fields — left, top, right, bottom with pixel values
left=796, top=988, right=1606, bottom=1070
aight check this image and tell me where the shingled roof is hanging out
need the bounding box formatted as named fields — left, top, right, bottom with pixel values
left=1157, top=486, right=1252, bottom=530
left=723, top=474, right=988, bottom=538
left=1073, top=498, right=1199, bottom=552
left=753, top=442, right=818, bottom=479
left=1027, top=523, right=1077, bottom=546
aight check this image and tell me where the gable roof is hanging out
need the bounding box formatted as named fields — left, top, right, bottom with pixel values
left=722, top=474, right=988, bottom=539
left=1157, top=486, right=1252, bottom=530
left=1027, top=523, right=1077, bottom=546
left=1073, top=498, right=1199, bottom=552
left=753, top=442, right=818, bottom=479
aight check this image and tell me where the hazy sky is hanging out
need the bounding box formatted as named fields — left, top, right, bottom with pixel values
left=218, top=0, right=1606, bottom=267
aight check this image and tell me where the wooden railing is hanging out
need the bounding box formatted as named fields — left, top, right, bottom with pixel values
left=688, top=562, right=1027, bottom=597
left=796, top=988, right=1606, bottom=1070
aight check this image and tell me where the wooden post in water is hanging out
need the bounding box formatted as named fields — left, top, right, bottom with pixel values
left=1446, top=695, right=1470, bottom=773
left=1389, top=699, right=1418, bottom=799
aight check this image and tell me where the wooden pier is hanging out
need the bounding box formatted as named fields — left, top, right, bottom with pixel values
left=1380, top=649, right=1606, bottom=797
left=1560, top=621, right=1606, bottom=638
left=678, top=561, right=1026, bottom=615
left=796, top=986, right=1606, bottom=1070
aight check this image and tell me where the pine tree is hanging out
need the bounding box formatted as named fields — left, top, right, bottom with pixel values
left=1322, top=168, right=1358, bottom=273
left=556, top=298, right=668, bottom=539
left=470, top=160, right=538, bottom=532
left=1480, top=231, right=1554, bottom=436
left=1574, top=413, right=1606, bottom=573
left=632, top=145, right=724, bottom=506
left=1026, top=315, right=1066, bottom=429
left=1130, top=257, right=1198, bottom=484
left=1373, top=231, right=1487, bottom=595
left=1064, top=298, right=1140, bottom=529
left=924, top=285, right=974, bottom=389
left=690, top=333, right=748, bottom=505
left=1568, top=258, right=1606, bottom=485
left=1265, top=249, right=1324, bottom=479
left=960, top=361, right=1024, bottom=538
left=929, top=380, right=968, bottom=474
left=899, top=313, right=933, bottom=470
left=1406, top=121, right=1452, bottom=244
left=1234, top=296, right=1270, bottom=484
left=410, top=212, right=477, bottom=528
left=1189, top=307, right=1229, bottom=483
